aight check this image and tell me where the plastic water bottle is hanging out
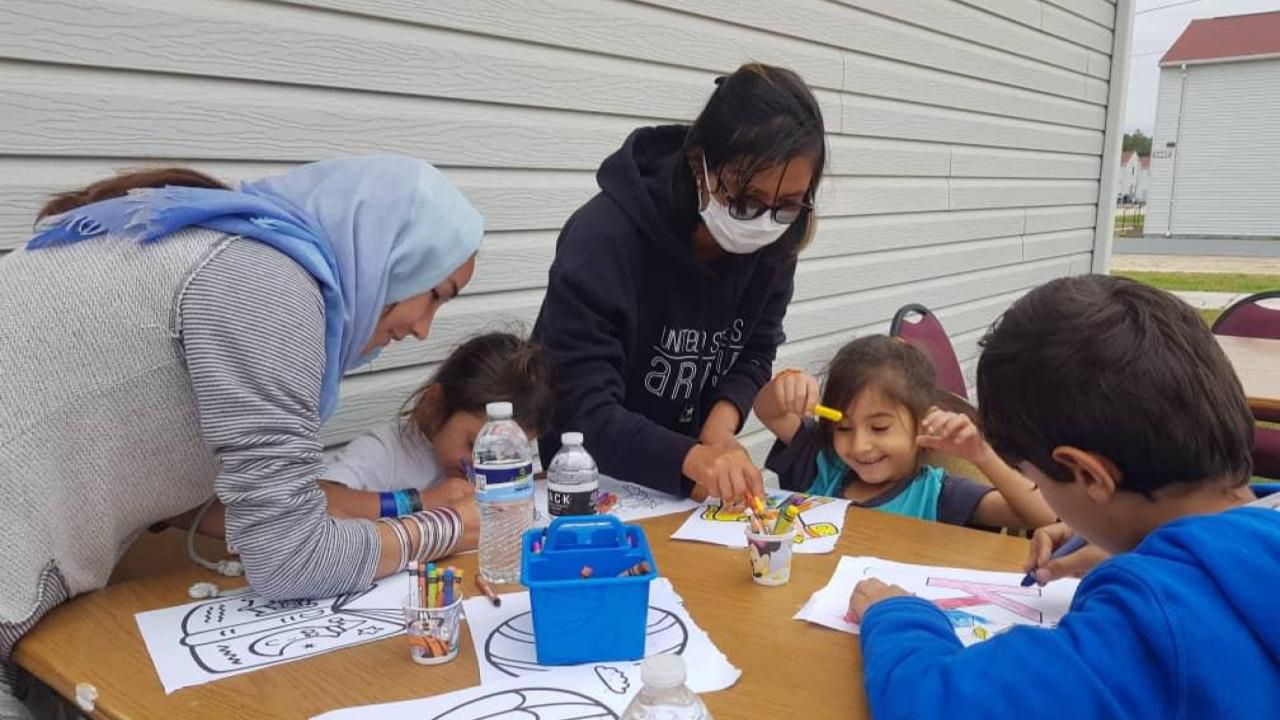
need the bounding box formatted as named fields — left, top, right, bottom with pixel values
left=472, top=401, right=534, bottom=584
left=546, top=432, right=599, bottom=518
left=620, top=655, right=713, bottom=720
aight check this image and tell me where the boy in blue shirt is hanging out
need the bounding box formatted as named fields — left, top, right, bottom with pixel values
left=849, top=275, right=1278, bottom=719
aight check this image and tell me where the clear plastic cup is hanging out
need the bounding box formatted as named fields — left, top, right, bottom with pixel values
left=401, top=594, right=464, bottom=665
left=745, top=526, right=795, bottom=586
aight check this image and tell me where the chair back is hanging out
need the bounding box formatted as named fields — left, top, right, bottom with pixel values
left=890, top=304, right=967, bottom=399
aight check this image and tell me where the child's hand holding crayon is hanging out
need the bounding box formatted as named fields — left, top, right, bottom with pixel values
left=766, top=369, right=822, bottom=419
left=845, top=578, right=912, bottom=624
left=1023, top=522, right=1111, bottom=586
left=419, top=477, right=475, bottom=508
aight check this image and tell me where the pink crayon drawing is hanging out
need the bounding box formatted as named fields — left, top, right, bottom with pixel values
left=927, top=578, right=1045, bottom=624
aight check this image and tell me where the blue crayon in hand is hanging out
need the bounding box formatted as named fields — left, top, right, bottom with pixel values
left=1022, top=534, right=1089, bottom=587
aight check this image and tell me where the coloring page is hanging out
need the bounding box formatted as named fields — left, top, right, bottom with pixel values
left=462, top=578, right=739, bottom=693
left=794, top=556, right=1080, bottom=645
left=311, top=664, right=640, bottom=720
left=671, top=490, right=850, bottom=554
left=533, top=475, right=699, bottom=524
left=136, top=574, right=407, bottom=693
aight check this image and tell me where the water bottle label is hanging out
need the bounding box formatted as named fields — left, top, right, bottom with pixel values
left=474, top=461, right=534, bottom=502
left=547, top=482, right=598, bottom=517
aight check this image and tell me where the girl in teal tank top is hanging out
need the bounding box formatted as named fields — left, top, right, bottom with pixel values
left=756, top=335, right=1056, bottom=530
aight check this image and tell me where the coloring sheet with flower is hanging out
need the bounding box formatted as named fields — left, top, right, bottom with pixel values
left=794, top=556, right=1081, bottom=645
left=135, top=574, right=409, bottom=694
left=311, top=664, right=641, bottom=720
left=533, top=475, right=699, bottom=524
left=670, top=490, right=850, bottom=554
left=462, top=578, right=739, bottom=694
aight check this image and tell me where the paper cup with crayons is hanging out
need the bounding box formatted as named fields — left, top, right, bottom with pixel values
left=402, top=595, right=464, bottom=665
left=745, top=504, right=798, bottom=586
left=745, top=528, right=795, bottom=586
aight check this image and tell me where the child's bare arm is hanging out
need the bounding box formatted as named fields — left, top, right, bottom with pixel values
left=753, top=370, right=820, bottom=445
left=918, top=409, right=1056, bottom=529
left=966, top=445, right=1057, bottom=530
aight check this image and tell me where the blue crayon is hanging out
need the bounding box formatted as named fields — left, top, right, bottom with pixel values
left=1021, top=534, right=1088, bottom=586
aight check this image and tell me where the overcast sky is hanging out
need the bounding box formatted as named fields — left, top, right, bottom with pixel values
left=1124, top=0, right=1280, bottom=133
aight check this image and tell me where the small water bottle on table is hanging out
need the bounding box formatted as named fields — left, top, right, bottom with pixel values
left=546, top=432, right=599, bottom=518
left=620, top=655, right=713, bottom=720
left=473, top=401, right=534, bottom=585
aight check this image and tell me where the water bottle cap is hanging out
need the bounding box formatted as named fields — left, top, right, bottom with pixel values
left=486, top=401, right=513, bottom=419
left=561, top=432, right=584, bottom=446
left=640, top=654, right=686, bottom=689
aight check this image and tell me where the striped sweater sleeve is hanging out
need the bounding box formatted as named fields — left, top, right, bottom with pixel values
left=179, top=238, right=380, bottom=600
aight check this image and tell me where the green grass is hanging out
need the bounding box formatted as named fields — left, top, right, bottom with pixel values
left=1115, top=271, right=1279, bottom=294
left=1197, top=308, right=1223, bottom=327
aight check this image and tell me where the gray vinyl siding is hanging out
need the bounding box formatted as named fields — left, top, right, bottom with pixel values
left=0, top=0, right=1125, bottom=462
left=1146, top=57, right=1280, bottom=239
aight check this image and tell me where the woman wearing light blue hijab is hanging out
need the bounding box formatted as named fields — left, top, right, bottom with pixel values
left=0, top=156, right=482, bottom=711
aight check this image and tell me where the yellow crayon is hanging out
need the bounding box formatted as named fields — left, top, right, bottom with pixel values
left=814, top=404, right=844, bottom=422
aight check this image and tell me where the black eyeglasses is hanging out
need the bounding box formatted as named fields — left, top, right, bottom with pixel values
left=709, top=173, right=812, bottom=224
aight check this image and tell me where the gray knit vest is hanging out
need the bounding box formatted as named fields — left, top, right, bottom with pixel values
left=0, top=228, right=229, bottom=668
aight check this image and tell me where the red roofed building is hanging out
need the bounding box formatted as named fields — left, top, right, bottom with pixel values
left=1146, top=11, right=1280, bottom=239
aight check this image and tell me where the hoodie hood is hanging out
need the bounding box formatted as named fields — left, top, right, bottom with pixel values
left=595, top=125, right=700, bottom=267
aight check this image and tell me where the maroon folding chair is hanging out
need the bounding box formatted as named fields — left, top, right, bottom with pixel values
left=889, top=304, right=967, bottom=399
left=1212, top=290, right=1280, bottom=341
left=1210, top=290, right=1280, bottom=477
left=1255, top=426, right=1280, bottom=480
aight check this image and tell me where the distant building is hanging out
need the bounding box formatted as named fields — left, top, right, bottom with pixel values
left=1146, top=11, right=1280, bottom=238
left=1116, top=150, right=1150, bottom=203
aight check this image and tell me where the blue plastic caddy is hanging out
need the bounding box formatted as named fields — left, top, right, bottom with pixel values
left=520, top=515, right=657, bottom=665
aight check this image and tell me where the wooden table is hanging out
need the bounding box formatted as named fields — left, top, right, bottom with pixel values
left=15, top=510, right=1030, bottom=720
left=1217, top=335, right=1280, bottom=416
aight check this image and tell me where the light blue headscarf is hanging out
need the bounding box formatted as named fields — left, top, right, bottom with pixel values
left=28, top=155, right=483, bottom=420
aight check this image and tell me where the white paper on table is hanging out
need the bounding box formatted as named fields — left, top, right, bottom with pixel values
left=311, top=663, right=640, bottom=720
left=794, top=556, right=1081, bottom=646
left=670, top=490, right=851, bottom=554
left=462, top=577, right=739, bottom=694
left=533, top=475, right=699, bottom=524
left=136, top=573, right=410, bottom=694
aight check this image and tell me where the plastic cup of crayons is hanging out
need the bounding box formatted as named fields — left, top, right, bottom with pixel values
left=402, top=563, right=465, bottom=665
left=745, top=504, right=798, bottom=587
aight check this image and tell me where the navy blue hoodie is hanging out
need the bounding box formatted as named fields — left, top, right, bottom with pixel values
left=533, top=126, right=798, bottom=495
left=860, top=507, right=1280, bottom=719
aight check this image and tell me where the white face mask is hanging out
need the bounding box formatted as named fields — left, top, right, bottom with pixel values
left=699, top=157, right=790, bottom=255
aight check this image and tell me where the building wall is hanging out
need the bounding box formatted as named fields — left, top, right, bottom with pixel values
left=1147, top=57, right=1280, bottom=237
left=0, top=0, right=1124, bottom=462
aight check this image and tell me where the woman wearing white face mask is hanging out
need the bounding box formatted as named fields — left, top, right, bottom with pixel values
left=533, top=63, right=826, bottom=506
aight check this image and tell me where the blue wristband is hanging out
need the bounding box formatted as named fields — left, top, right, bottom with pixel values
left=378, top=492, right=398, bottom=518
left=393, top=490, right=412, bottom=516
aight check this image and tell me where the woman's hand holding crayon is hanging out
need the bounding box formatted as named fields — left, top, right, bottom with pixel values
left=682, top=440, right=763, bottom=510
left=1023, top=522, right=1111, bottom=586
left=845, top=578, right=912, bottom=624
